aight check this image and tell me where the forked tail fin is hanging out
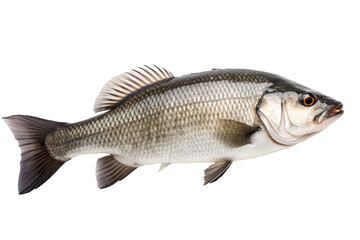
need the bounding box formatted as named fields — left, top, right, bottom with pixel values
left=3, top=115, right=66, bottom=194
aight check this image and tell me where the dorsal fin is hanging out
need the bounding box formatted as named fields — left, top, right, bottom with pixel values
left=94, top=65, right=174, bottom=113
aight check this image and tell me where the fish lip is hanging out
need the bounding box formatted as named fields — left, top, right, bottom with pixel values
left=315, top=103, right=344, bottom=123
left=327, top=103, right=344, bottom=118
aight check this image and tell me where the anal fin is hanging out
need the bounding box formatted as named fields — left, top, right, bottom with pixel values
left=204, top=160, right=232, bottom=185
left=96, top=155, right=137, bottom=189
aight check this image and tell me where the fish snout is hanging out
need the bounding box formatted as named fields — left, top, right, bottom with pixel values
left=327, top=102, right=343, bottom=118
left=315, top=101, right=343, bottom=124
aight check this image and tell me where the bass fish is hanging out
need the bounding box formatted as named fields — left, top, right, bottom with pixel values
left=4, top=66, right=343, bottom=194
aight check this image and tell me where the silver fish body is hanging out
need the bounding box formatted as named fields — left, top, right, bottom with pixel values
left=4, top=67, right=343, bottom=193
left=47, top=71, right=272, bottom=164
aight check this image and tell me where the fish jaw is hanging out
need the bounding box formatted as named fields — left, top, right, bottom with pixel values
left=315, top=103, right=343, bottom=124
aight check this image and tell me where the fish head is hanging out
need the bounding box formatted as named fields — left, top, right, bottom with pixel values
left=256, top=78, right=343, bottom=146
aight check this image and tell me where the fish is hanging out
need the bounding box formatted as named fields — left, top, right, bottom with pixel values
left=3, top=65, right=344, bottom=194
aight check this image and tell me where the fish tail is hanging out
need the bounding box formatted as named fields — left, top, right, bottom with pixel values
left=3, top=115, right=66, bottom=194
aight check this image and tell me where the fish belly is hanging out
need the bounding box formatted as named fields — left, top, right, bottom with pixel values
left=114, top=127, right=287, bottom=167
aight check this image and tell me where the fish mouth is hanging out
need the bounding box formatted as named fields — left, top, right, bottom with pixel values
left=315, top=103, right=344, bottom=124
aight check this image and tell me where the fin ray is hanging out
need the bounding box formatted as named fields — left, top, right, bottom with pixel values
left=158, top=163, right=171, bottom=172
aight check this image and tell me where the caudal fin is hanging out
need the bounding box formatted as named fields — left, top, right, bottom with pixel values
left=3, top=115, right=66, bottom=194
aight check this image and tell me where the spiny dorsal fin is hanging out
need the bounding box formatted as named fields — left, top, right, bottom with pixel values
left=204, top=160, right=232, bottom=185
left=94, top=65, right=174, bottom=113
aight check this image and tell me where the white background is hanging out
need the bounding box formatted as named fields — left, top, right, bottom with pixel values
left=0, top=1, right=359, bottom=239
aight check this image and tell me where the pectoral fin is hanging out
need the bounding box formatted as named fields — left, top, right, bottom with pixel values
left=204, top=160, right=232, bottom=185
left=217, top=119, right=261, bottom=148
left=96, top=155, right=137, bottom=189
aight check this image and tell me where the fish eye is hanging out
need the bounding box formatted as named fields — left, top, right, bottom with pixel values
left=300, top=93, right=317, bottom=107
